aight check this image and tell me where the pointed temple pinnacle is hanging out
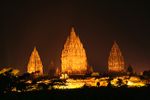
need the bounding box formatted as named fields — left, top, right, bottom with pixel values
left=113, top=41, right=119, bottom=48
left=34, top=46, right=37, bottom=51
left=71, top=27, right=75, bottom=32
left=70, top=27, right=77, bottom=37
left=114, top=40, right=117, bottom=44
left=112, top=40, right=117, bottom=47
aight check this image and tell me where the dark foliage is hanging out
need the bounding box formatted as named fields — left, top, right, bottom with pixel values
left=0, top=87, right=150, bottom=100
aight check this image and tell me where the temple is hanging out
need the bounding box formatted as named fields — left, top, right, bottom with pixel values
left=61, top=27, right=88, bottom=75
left=108, top=41, right=125, bottom=72
left=27, top=47, right=43, bottom=75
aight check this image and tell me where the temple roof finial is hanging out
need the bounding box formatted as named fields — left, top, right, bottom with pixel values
left=70, top=27, right=76, bottom=37
left=34, top=46, right=37, bottom=51
left=113, top=40, right=118, bottom=46
left=71, top=27, right=75, bottom=33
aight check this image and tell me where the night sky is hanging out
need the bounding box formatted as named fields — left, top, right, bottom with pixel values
left=1, top=1, right=150, bottom=73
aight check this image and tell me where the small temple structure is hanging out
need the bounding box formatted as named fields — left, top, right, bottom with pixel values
left=108, top=41, right=125, bottom=72
left=61, top=27, right=88, bottom=75
left=27, top=47, right=43, bottom=75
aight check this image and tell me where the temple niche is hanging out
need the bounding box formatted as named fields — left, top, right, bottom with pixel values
left=27, top=47, right=43, bottom=75
left=61, top=27, right=88, bottom=75
left=108, top=41, right=125, bottom=72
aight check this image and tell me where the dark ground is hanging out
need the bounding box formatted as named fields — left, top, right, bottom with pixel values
left=1, top=87, right=150, bottom=100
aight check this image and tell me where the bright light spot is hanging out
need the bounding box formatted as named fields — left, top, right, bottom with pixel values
left=60, top=74, right=69, bottom=79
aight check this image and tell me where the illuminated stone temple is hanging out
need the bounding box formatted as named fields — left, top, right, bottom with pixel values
left=61, top=27, right=88, bottom=75
left=108, top=41, right=125, bottom=72
left=27, top=47, right=43, bottom=75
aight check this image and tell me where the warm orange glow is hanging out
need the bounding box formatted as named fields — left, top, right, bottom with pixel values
left=0, top=67, right=19, bottom=75
left=0, top=67, right=12, bottom=74
left=61, top=27, right=88, bottom=75
left=27, top=47, right=43, bottom=75
left=60, top=73, right=69, bottom=79
left=110, top=76, right=127, bottom=87
left=108, top=41, right=125, bottom=72
left=10, top=76, right=147, bottom=92
left=53, top=79, right=85, bottom=89
left=127, top=76, right=146, bottom=87
left=91, top=72, right=99, bottom=76
left=110, top=76, right=146, bottom=87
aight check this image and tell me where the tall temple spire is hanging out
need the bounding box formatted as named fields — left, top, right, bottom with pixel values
left=108, top=41, right=125, bottom=72
left=61, top=27, right=88, bottom=75
left=70, top=27, right=76, bottom=38
left=27, top=46, right=43, bottom=75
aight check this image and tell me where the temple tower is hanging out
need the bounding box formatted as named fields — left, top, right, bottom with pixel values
left=61, top=27, right=88, bottom=75
left=108, top=41, right=125, bottom=72
left=27, top=47, right=43, bottom=75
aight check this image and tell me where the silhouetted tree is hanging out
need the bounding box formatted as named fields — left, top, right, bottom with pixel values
left=16, top=81, right=27, bottom=92
left=143, top=70, right=150, bottom=77
left=0, top=69, right=17, bottom=93
left=38, top=83, right=49, bottom=90
left=107, top=81, right=112, bottom=88
left=127, top=65, right=133, bottom=75
left=96, top=82, right=100, bottom=87
left=18, top=72, right=31, bottom=80
left=117, top=79, right=123, bottom=87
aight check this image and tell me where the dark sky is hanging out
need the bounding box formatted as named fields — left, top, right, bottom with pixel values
left=1, top=1, right=150, bottom=73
